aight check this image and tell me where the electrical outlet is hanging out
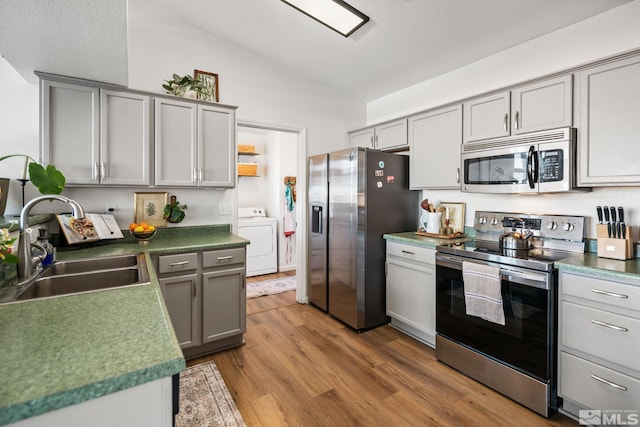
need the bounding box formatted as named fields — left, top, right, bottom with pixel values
left=218, top=202, right=232, bottom=215
left=105, top=204, right=117, bottom=213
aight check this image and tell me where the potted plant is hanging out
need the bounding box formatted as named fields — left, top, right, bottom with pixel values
left=162, top=73, right=206, bottom=99
left=164, top=195, right=187, bottom=223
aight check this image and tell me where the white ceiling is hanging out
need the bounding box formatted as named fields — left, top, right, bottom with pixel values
left=0, top=0, right=632, bottom=101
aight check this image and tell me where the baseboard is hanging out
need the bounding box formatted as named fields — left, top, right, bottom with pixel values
left=278, top=265, right=296, bottom=272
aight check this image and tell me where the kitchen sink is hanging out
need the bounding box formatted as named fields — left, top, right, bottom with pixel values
left=10, top=254, right=150, bottom=302
left=41, top=254, right=140, bottom=277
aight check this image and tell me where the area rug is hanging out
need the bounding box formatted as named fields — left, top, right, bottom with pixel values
left=246, top=275, right=296, bottom=299
left=176, top=361, right=247, bottom=427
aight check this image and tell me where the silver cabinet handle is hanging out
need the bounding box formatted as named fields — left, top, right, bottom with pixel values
left=168, top=261, right=190, bottom=267
left=216, top=256, right=233, bottom=261
left=192, top=281, right=196, bottom=297
left=374, top=134, right=378, bottom=148
left=94, top=162, right=100, bottom=180
left=514, top=111, right=519, bottom=130
left=590, top=374, right=628, bottom=391
left=401, top=250, right=415, bottom=255
left=591, top=319, right=628, bottom=332
left=592, top=288, right=628, bottom=299
left=198, top=168, right=203, bottom=182
left=456, top=167, right=460, bottom=184
left=503, top=113, right=508, bottom=132
left=370, top=136, right=374, bottom=148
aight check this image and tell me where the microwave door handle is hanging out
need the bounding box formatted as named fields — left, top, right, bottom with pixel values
left=527, top=145, right=538, bottom=190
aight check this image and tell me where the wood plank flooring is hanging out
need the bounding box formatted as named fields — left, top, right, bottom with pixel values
left=189, top=274, right=577, bottom=426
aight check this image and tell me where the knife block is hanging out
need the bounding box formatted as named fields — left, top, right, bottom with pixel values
left=597, top=224, right=633, bottom=260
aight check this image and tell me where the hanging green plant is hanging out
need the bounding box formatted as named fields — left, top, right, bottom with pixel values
left=164, top=195, right=187, bottom=223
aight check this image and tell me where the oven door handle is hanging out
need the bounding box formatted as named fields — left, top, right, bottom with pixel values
left=436, top=254, right=550, bottom=290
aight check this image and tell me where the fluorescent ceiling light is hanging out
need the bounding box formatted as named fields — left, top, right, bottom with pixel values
left=281, top=0, right=369, bottom=37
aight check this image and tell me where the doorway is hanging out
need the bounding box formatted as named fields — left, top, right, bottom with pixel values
left=236, top=121, right=307, bottom=304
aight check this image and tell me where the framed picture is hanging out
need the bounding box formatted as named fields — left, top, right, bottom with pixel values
left=194, top=69, right=219, bottom=102
left=134, top=192, right=167, bottom=227
left=440, top=202, right=466, bottom=234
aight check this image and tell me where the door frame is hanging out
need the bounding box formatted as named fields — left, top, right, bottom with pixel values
left=236, top=119, right=308, bottom=304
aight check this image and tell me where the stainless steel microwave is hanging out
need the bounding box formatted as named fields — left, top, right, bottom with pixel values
left=461, top=127, right=589, bottom=194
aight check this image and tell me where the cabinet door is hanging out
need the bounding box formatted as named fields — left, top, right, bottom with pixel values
left=349, top=127, right=374, bottom=148
left=100, top=90, right=151, bottom=185
left=577, top=55, right=640, bottom=185
left=375, top=118, right=408, bottom=150
left=41, top=80, right=99, bottom=184
left=198, top=104, right=235, bottom=187
left=201, top=267, right=246, bottom=343
left=512, top=75, right=572, bottom=135
left=409, top=105, right=462, bottom=189
left=154, top=98, right=198, bottom=186
left=463, top=91, right=510, bottom=142
left=386, top=257, right=436, bottom=345
left=160, top=273, right=199, bottom=349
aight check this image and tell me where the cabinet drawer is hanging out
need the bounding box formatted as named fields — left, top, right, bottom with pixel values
left=561, top=272, right=640, bottom=312
left=386, top=242, right=435, bottom=265
left=560, top=351, right=640, bottom=411
left=158, top=252, right=198, bottom=274
left=561, top=301, right=640, bottom=371
left=202, top=248, right=245, bottom=268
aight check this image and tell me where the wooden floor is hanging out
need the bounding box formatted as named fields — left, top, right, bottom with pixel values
left=189, top=274, right=577, bottom=427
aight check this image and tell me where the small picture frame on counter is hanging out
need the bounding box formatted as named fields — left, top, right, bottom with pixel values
left=439, top=202, right=465, bottom=234
left=134, top=192, right=167, bottom=227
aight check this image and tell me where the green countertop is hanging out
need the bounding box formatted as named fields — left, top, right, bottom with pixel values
left=555, top=252, right=640, bottom=285
left=383, top=230, right=474, bottom=248
left=0, top=224, right=249, bottom=426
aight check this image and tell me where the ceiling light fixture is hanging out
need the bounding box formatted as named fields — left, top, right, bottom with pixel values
left=281, top=0, right=369, bottom=37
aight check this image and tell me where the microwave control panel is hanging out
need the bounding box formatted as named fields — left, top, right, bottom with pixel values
left=539, top=149, right=563, bottom=182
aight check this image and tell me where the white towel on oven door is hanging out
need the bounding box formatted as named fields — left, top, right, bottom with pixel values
left=462, top=261, right=505, bottom=325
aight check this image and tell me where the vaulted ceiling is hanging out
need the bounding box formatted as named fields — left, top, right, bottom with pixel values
left=0, top=0, right=632, bottom=101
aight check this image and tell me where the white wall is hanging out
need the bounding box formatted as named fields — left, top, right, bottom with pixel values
left=366, top=1, right=640, bottom=240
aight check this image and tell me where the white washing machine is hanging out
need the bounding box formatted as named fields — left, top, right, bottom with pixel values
left=237, top=207, right=278, bottom=277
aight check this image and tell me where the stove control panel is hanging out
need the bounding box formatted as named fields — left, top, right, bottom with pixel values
left=474, top=211, right=585, bottom=242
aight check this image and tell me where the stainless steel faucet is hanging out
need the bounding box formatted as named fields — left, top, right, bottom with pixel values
left=17, top=195, right=86, bottom=278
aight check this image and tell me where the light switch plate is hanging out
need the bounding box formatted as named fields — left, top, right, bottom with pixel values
left=218, top=202, right=232, bottom=215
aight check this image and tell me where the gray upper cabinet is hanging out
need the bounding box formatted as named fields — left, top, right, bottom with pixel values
left=511, top=75, right=572, bottom=135
left=100, top=90, right=151, bottom=186
left=463, top=91, right=511, bottom=142
left=409, top=104, right=462, bottom=189
left=198, top=103, right=236, bottom=187
left=41, top=80, right=100, bottom=184
left=349, top=118, right=408, bottom=151
left=41, top=80, right=151, bottom=186
left=155, top=98, right=236, bottom=188
left=577, top=55, right=640, bottom=186
left=463, top=75, right=572, bottom=143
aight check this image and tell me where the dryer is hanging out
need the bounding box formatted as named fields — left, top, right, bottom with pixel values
left=237, top=207, right=278, bottom=277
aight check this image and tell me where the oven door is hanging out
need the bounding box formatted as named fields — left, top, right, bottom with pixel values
left=461, top=144, right=539, bottom=194
left=436, top=253, right=556, bottom=382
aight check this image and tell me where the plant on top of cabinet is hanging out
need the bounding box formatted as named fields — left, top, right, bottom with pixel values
left=162, top=73, right=208, bottom=99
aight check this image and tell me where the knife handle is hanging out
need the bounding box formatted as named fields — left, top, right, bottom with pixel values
left=618, top=207, right=624, bottom=223
left=596, top=206, right=603, bottom=224
left=621, top=222, right=626, bottom=240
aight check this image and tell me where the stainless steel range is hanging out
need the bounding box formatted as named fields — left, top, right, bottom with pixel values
left=435, top=211, right=586, bottom=417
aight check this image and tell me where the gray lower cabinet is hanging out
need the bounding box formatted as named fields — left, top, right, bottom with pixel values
left=385, top=241, right=436, bottom=347
left=558, top=271, right=640, bottom=420
left=155, top=248, right=246, bottom=359
left=576, top=54, right=640, bottom=186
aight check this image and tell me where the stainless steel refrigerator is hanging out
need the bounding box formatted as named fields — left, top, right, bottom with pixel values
left=308, top=147, right=418, bottom=330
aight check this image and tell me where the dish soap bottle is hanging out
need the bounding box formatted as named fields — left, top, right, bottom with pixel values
left=37, top=228, right=55, bottom=267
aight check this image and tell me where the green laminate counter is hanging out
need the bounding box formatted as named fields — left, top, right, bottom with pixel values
left=383, top=230, right=474, bottom=248
left=0, top=224, right=249, bottom=426
left=555, top=252, right=640, bottom=285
